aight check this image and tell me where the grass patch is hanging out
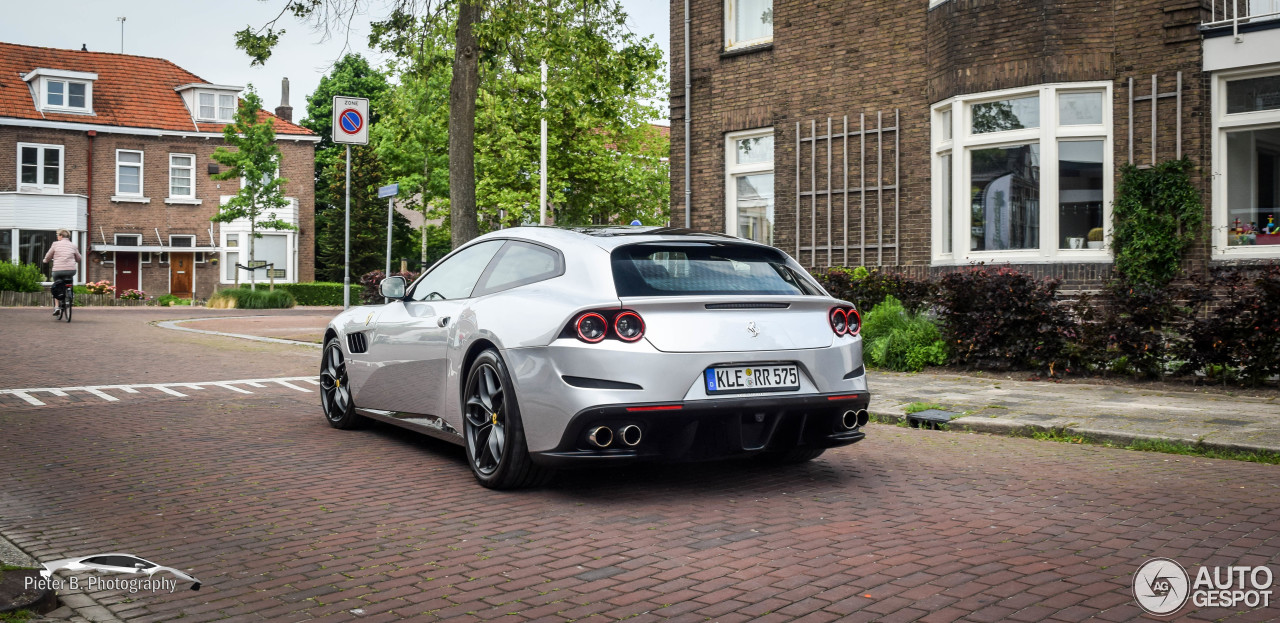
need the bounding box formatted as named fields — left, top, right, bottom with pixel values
left=0, top=610, right=34, bottom=623
left=1126, top=439, right=1280, bottom=465
left=1019, top=427, right=1280, bottom=465
left=904, top=402, right=943, bottom=415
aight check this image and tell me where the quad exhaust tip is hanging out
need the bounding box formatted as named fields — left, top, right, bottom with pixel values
left=587, top=426, right=613, bottom=448
left=842, top=409, right=870, bottom=430
left=619, top=424, right=642, bottom=447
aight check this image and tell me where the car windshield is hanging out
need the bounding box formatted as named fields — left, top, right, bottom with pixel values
left=611, top=243, right=820, bottom=297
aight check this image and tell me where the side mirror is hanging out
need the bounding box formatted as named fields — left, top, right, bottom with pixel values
left=380, top=276, right=407, bottom=300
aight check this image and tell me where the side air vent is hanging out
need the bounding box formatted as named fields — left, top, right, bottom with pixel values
left=347, top=332, right=368, bottom=354
left=704, top=302, right=791, bottom=310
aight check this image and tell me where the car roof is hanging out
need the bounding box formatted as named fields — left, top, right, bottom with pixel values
left=474, top=226, right=757, bottom=251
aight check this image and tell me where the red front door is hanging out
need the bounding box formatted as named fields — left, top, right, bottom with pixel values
left=115, top=252, right=139, bottom=296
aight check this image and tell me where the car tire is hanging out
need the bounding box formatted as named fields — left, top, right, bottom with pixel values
left=759, top=447, right=826, bottom=464
left=320, top=337, right=364, bottom=430
left=462, top=349, right=551, bottom=490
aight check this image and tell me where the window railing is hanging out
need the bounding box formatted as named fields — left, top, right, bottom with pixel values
left=1205, top=0, right=1280, bottom=39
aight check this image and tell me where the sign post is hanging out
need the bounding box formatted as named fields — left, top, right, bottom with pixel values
left=332, top=96, right=369, bottom=309
left=378, top=183, right=399, bottom=286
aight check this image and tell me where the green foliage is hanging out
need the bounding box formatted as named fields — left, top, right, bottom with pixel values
left=861, top=296, right=948, bottom=372
left=157, top=294, right=192, bottom=306
left=815, top=266, right=934, bottom=313
left=904, top=402, right=943, bottom=415
left=210, top=87, right=296, bottom=289
left=275, top=282, right=361, bottom=306
left=369, top=0, right=669, bottom=231
left=0, top=261, right=44, bottom=292
left=209, top=287, right=296, bottom=309
left=1111, top=159, right=1203, bottom=288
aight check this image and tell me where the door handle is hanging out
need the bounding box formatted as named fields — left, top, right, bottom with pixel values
left=438, top=316, right=450, bottom=327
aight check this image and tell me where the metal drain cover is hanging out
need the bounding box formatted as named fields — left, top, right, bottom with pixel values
left=906, top=409, right=961, bottom=429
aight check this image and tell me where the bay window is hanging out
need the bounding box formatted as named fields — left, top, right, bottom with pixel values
left=932, top=83, right=1113, bottom=263
left=1213, top=67, right=1280, bottom=256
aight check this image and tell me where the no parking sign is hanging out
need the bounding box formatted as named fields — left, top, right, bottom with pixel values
left=332, top=96, right=368, bottom=145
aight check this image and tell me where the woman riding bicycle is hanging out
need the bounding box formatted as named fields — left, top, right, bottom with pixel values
left=43, top=229, right=81, bottom=315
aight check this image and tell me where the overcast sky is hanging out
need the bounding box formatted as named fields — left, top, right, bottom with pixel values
left=0, top=0, right=670, bottom=125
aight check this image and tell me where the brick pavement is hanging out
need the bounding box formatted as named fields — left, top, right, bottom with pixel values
left=2, top=307, right=1278, bottom=622
left=2, top=391, right=1278, bottom=622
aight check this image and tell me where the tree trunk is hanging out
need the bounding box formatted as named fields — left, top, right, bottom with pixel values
left=249, top=221, right=257, bottom=291
left=449, top=0, right=481, bottom=248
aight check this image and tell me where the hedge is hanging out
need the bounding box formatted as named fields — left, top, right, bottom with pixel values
left=208, top=287, right=296, bottom=309
left=0, top=261, right=45, bottom=293
left=275, top=282, right=361, bottom=306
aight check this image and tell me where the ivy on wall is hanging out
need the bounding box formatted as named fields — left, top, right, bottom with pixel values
left=1110, top=159, right=1204, bottom=288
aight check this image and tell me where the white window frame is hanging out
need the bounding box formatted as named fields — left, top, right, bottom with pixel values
left=114, top=149, right=146, bottom=200
left=114, top=234, right=142, bottom=246
left=724, top=0, right=773, bottom=51
left=168, top=153, right=197, bottom=200
left=41, top=77, right=93, bottom=114
left=196, top=90, right=236, bottom=122
left=169, top=235, right=197, bottom=248
left=931, top=82, right=1114, bottom=265
left=1211, top=65, right=1280, bottom=260
left=219, top=230, right=295, bottom=284
left=725, top=127, right=775, bottom=244
left=16, top=143, right=64, bottom=194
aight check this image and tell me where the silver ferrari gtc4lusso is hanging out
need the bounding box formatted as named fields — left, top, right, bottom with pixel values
left=321, top=227, right=870, bottom=489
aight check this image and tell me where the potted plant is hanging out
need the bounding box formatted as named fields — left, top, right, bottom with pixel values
left=1087, top=227, right=1105, bottom=249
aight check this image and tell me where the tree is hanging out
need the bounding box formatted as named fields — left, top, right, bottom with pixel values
left=233, top=1, right=668, bottom=244
left=313, top=143, right=416, bottom=281
left=210, top=87, right=295, bottom=291
left=370, top=0, right=668, bottom=231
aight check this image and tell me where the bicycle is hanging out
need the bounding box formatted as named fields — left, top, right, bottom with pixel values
left=52, top=276, right=73, bottom=322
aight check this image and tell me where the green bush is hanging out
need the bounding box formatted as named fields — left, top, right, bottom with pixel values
left=157, top=294, right=192, bottom=306
left=275, top=282, right=360, bottom=306
left=815, top=266, right=934, bottom=313
left=0, top=261, right=45, bottom=293
left=860, top=295, right=948, bottom=372
left=209, top=287, right=296, bottom=309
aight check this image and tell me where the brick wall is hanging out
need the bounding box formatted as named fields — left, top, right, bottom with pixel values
left=671, top=0, right=1216, bottom=286
left=0, top=126, right=315, bottom=298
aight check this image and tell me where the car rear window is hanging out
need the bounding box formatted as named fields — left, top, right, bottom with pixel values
left=611, top=243, right=821, bottom=297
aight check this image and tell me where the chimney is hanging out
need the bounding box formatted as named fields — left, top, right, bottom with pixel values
left=81, top=44, right=88, bottom=51
left=274, top=77, right=293, bottom=123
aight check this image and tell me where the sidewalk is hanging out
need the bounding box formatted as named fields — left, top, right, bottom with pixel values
left=870, top=371, right=1280, bottom=453
left=169, top=313, right=1280, bottom=455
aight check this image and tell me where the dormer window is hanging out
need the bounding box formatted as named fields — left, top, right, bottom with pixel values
left=197, top=91, right=237, bottom=122
left=23, top=68, right=97, bottom=114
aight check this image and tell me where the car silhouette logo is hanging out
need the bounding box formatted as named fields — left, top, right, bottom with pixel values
left=39, top=553, right=201, bottom=591
left=746, top=321, right=759, bottom=338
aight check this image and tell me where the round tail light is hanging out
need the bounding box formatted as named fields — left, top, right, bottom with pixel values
left=829, top=307, right=848, bottom=336
left=576, top=312, right=607, bottom=343
left=614, top=311, right=645, bottom=342
left=848, top=308, right=861, bottom=336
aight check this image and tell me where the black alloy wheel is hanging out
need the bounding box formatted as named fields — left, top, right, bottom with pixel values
left=320, top=338, right=362, bottom=429
left=462, top=349, right=550, bottom=489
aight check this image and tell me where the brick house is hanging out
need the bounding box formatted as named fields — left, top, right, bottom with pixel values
left=670, top=0, right=1280, bottom=287
left=0, top=42, right=317, bottom=299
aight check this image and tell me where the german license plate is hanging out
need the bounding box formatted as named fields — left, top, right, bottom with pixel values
left=705, top=364, right=800, bottom=394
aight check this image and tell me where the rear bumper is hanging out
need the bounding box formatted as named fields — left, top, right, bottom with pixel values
left=529, top=390, right=870, bottom=467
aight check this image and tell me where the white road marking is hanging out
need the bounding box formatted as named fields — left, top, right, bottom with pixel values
left=11, top=391, right=44, bottom=406
left=0, top=376, right=319, bottom=407
left=272, top=380, right=311, bottom=393
left=81, top=388, right=119, bottom=402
